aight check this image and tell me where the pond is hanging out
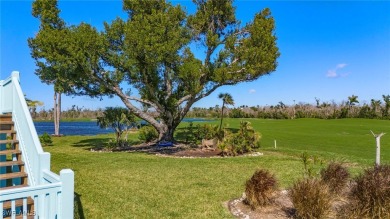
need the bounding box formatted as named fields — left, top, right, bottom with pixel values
left=34, top=118, right=214, bottom=136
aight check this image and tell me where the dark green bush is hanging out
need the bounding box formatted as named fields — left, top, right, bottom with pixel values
left=39, top=132, right=53, bottom=146
left=244, top=169, right=278, bottom=209
left=195, top=123, right=219, bottom=140
left=289, top=178, right=332, bottom=219
left=320, top=162, right=350, bottom=194
left=183, top=122, right=196, bottom=144
left=341, top=165, right=390, bottom=218
left=218, top=121, right=261, bottom=156
left=138, top=126, right=158, bottom=142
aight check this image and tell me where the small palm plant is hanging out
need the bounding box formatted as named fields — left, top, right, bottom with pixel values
left=97, top=107, right=136, bottom=146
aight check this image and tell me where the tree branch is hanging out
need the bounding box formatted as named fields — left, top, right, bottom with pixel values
left=126, top=96, right=159, bottom=110
left=227, top=67, right=246, bottom=74
left=180, top=97, right=195, bottom=119
left=111, top=85, right=162, bottom=129
left=177, top=94, right=192, bottom=105
left=194, top=81, right=236, bottom=103
left=164, top=65, right=172, bottom=100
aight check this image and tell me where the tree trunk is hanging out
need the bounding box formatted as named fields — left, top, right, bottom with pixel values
left=219, top=102, right=225, bottom=131
left=156, top=115, right=182, bottom=142
left=111, top=86, right=192, bottom=143
left=158, top=126, right=175, bottom=142
left=54, top=92, right=61, bottom=136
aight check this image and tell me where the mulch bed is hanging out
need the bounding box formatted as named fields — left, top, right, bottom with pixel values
left=227, top=191, right=295, bottom=219
left=226, top=189, right=349, bottom=218
left=91, top=142, right=263, bottom=158
left=91, top=142, right=223, bottom=157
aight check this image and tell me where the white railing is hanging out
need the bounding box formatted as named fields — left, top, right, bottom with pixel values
left=0, top=71, right=74, bottom=218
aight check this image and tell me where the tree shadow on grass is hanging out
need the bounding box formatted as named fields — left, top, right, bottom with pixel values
left=74, top=192, right=85, bottom=219
left=71, top=138, right=111, bottom=150
left=72, top=137, right=143, bottom=151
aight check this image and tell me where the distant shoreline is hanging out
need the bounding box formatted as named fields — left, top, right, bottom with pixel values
left=33, top=117, right=213, bottom=123
left=34, top=118, right=97, bottom=122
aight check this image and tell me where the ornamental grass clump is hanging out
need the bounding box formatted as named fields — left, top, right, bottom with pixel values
left=320, top=162, right=350, bottom=194
left=244, top=169, right=278, bottom=210
left=289, top=178, right=332, bottom=219
left=340, top=165, right=390, bottom=218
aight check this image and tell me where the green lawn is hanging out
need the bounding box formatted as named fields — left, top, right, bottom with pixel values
left=44, top=118, right=390, bottom=218
left=220, top=118, right=390, bottom=165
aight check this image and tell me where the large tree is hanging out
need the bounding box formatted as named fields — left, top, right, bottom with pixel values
left=28, top=0, right=71, bottom=136
left=29, top=0, right=280, bottom=142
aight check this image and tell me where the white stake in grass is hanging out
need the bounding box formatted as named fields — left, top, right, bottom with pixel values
left=370, top=130, right=386, bottom=166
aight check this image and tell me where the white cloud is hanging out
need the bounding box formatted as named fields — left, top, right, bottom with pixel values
left=249, top=89, right=256, bottom=94
left=326, top=70, right=338, bottom=78
left=336, top=63, right=347, bottom=69
left=326, top=63, right=349, bottom=78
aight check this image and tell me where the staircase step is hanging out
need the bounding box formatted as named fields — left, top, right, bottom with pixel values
left=0, top=122, right=14, bottom=131
left=0, top=149, right=21, bottom=155
left=0, top=114, right=12, bottom=122
left=0, top=161, right=24, bottom=167
left=0, top=184, right=29, bottom=191
left=0, top=121, right=14, bottom=125
left=0, top=130, right=16, bottom=134
left=0, top=139, right=19, bottom=144
left=2, top=197, right=34, bottom=209
left=0, top=172, right=27, bottom=180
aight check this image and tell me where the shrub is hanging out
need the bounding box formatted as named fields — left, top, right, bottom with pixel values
left=342, top=165, right=390, bottom=218
left=183, top=122, right=196, bottom=144
left=300, top=152, right=324, bottom=177
left=320, top=162, right=350, bottom=194
left=39, top=132, right=53, bottom=146
left=244, top=169, right=278, bottom=209
left=138, top=126, right=158, bottom=142
left=218, top=121, right=261, bottom=156
left=105, top=139, right=131, bottom=150
left=195, top=123, right=219, bottom=140
left=289, top=178, right=332, bottom=219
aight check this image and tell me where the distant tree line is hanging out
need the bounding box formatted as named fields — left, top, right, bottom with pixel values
left=32, top=105, right=104, bottom=121
left=30, top=95, right=390, bottom=121
left=186, top=95, right=390, bottom=120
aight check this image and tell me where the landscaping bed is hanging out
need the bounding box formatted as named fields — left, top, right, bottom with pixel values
left=91, top=141, right=265, bottom=158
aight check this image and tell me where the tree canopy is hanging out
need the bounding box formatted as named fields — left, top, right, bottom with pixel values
left=28, top=0, right=71, bottom=136
left=29, top=0, right=280, bottom=141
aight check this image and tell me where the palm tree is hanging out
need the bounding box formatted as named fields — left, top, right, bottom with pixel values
left=347, top=95, right=359, bottom=109
left=218, top=93, right=234, bottom=131
left=97, top=107, right=136, bottom=144
left=382, top=95, right=390, bottom=118
left=25, top=96, right=44, bottom=118
left=371, top=99, right=381, bottom=117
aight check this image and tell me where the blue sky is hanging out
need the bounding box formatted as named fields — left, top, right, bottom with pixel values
left=1, top=1, right=389, bottom=111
